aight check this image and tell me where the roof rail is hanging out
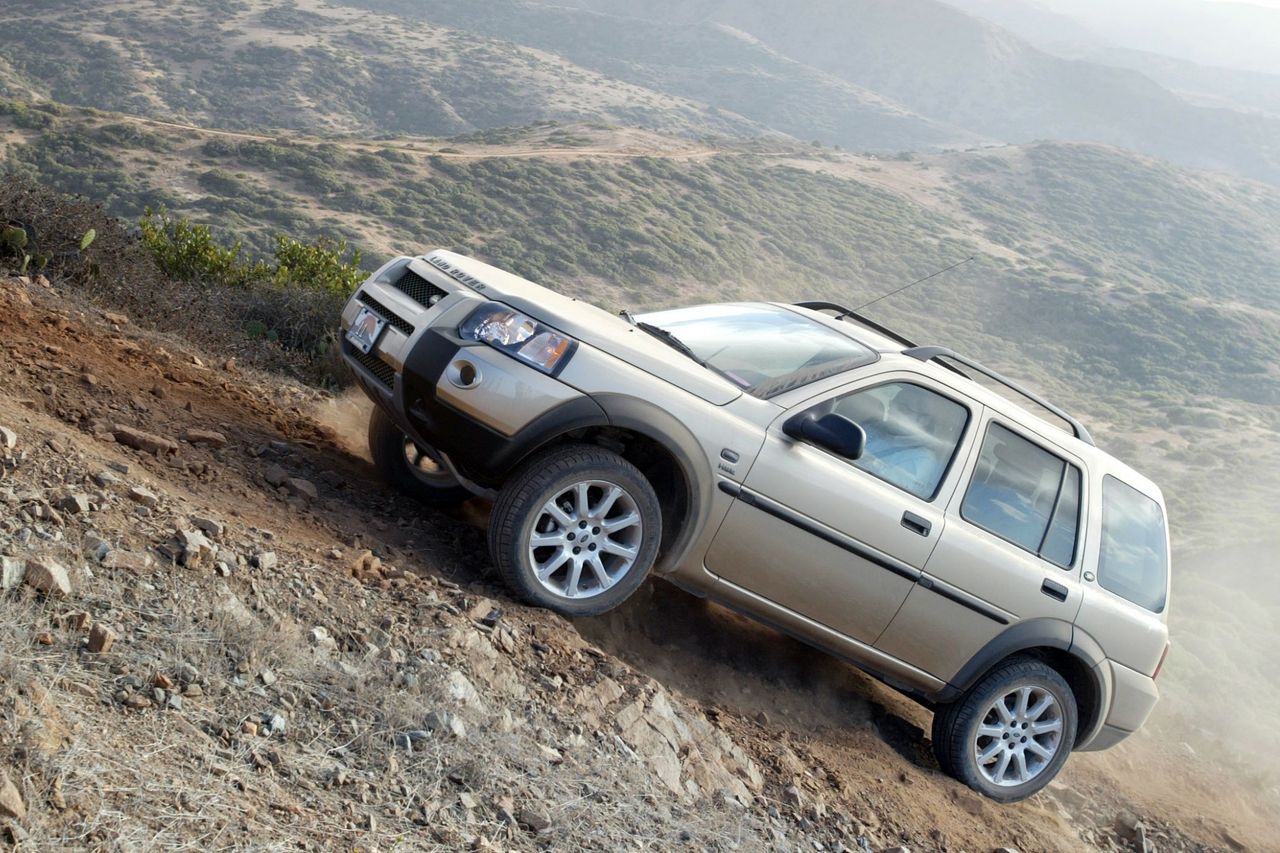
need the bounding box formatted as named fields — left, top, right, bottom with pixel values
left=904, top=346, right=1095, bottom=446
left=794, top=301, right=918, bottom=349
left=797, top=302, right=969, bottom=380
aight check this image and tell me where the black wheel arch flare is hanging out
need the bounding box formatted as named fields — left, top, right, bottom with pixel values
left=934, top=617, right=1107, bottom=740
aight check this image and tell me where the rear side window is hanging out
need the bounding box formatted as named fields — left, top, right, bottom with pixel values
left=829, top=382, right=969, bottom=499
left=1098, top=476, right=1168, bottom=612
left=961, top=423, right=1081, bottom=567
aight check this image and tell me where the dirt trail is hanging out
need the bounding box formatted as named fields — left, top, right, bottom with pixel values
left=0, top=274, right=1268, bottom=851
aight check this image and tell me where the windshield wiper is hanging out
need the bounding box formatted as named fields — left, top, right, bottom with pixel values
left=636, top=321, right=704, bottom=364
left=633, top=321, right=751, bottom=389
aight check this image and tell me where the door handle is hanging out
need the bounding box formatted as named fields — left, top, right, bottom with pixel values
left=900, top=511, right=932, bottom=537
left=1041, top=578, right=1069, bottom=602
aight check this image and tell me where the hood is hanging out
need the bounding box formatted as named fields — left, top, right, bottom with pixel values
left=414, top=251, right=743, bottom=405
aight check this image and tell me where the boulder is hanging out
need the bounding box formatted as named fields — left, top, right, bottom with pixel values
left=113, top=425, right=179, bottom=456
left=23, top=557, right=71, bottom=598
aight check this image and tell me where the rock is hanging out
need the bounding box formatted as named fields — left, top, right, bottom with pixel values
left=181, top=429, right=227, bottom=448
left=0, top=426, right=16, bottom=450
left=881, top=848, right=912, bottom=853
left=34, top=631, right=53, bottom=645
left=127, top=486, right=159, bottom=508
left=265, top=713, right=287, bottom=736
left=176, top=529, right=215, bottom=566
left=1115, top=811, right=1143, bottom=839
left=241, top=721, right=258, bottom=736
left=87, top=623, right=117, bottom=653
left=517, top=808, right=552, bottom=835
left=309, top=626, right=337, bottom=655
left=83, top=532, right=111, bottom=561
left=1, top=557, right=24, bottom=591
left=91, top=470, right=120, bottom=487
left=56, top=494, right=92, bottom=515
left=23, top=557, right=72, bottom=597
left=445, top=670, right=485, bottom=711
left=467, top=597, right=496, bottom=621
left=103, top=550, right=153, bottom=573
left=154, top=673, right=175, bottom=690
left=263, top=464, right=289, bottom=488
left=286, top=478, right=318, bottom=501
left=0, top=771, right=25, bottom=820
left=423, top=709, right=467, bottom=739
left=191, top=516, right=224, bottom=538
left=113, top=425, right=179, bottom=456
left=252, top=551, right=278, bottom=570
left=259, top=669, right=277, bottom=687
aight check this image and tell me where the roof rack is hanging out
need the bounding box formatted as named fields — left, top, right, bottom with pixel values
left=904, top=346, right=1095, bottom=446
left=794, top=301, right=919, bottom=349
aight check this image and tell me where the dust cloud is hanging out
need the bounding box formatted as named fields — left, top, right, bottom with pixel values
left=311, top=387, right=373, bottom=460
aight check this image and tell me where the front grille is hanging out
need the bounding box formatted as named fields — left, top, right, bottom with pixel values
left=357, top=292, right=414, bottom=336
left=349, top=347, right=395, bottom=388
left=393, top=268, right=449, bottom=307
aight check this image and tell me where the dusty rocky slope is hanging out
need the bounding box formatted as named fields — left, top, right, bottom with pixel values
left=0, top=273, right=1269, bottom=851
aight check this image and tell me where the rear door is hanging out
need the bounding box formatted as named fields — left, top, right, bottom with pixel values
left=875, top=414, right=1089, bottom=682
left=704, top=374, right=977, bottom=645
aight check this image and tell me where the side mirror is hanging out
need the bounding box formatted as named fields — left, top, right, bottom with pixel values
left=783, top=412, right=866, bottom=460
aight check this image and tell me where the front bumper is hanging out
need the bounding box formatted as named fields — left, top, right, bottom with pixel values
left=340, top=259, right=605, bottom=487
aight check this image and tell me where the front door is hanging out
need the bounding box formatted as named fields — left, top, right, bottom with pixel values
left=705, top=376, right=976, bottom=645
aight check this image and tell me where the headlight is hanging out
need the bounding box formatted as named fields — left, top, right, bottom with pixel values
left=459, top=304, right=577, bottom=374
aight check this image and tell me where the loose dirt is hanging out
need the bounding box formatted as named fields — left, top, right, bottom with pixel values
left=0, top=275, right=1270, bottom=850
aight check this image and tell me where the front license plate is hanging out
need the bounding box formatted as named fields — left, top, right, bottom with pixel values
left=346, top=306, right=387, bottom=354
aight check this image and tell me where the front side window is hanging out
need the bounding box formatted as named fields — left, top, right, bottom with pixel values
left=961, top=423, right=1082, bottom=567
left=1098, top=476, right=1168, bottom=612
left=827, top=382, right=969, bottom=499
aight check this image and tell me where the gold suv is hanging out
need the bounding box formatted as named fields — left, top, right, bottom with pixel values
left=342, top=251, right=1172, bottom=802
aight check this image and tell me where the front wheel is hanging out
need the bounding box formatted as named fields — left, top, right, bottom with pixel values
left=367, top=407, right=470, bottom=507
left=931, top=656, right=1077, bottom=802
left=488, top=444, right=661, bottom=617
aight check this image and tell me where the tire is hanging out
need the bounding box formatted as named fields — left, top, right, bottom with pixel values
left=367, top=407, right=470, bottom=507
left=931, top=656, right=1077, bottom=802
left=488, top=443, right=661, bottom=617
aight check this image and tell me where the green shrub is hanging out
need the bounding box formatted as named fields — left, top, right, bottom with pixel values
left=139, top=206, right=268, bottom=288
left=270, top=233, right=362, bottom=295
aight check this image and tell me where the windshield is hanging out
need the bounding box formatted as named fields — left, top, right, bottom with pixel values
left=635, top=303, right=878, bottom=398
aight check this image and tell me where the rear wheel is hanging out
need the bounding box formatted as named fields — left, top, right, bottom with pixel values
left=367, top=407, right=470, bottom=507
left=488, top=444, right=661, bottom=617
left=931, top=656, right=1076, bottom=802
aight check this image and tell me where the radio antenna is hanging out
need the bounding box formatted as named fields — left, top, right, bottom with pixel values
left=847, top=256, right=976, bottom=313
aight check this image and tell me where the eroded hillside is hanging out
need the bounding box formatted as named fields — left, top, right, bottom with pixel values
left=1, top=263, right=1273, bottom=849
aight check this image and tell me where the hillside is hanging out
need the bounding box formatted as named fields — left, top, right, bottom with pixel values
left=0, top=0, right=763, bottom=141
left=349, top=0, right=1280, bottom=182
left=5, top=100, right=1280, bottom=551
left=6, top=0, right=1280, bottom=183
left=0, top=255, right=1273, bottom=850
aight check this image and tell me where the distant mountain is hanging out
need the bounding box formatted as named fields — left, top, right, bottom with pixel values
left=4, top=0, right=1280, bottom=182
left=543, top=0, right=1280, bottom=180
left=943, top=0, right=1280, bottom=117
left=1036, top=0, right=1280, bottom=76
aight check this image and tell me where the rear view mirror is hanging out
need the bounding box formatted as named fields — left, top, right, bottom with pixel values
left=783, top=412, right=866, bottom=460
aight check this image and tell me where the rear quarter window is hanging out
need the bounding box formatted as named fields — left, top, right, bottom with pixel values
left=1097, top=476, right=1169, bottom=612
